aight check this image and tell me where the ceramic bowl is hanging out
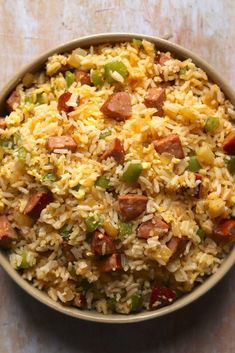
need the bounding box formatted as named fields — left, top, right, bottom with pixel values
left=0, top=33, right=234, bottom=323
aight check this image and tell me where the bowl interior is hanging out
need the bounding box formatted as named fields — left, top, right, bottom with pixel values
left=0, top=33, right=234, bottom=323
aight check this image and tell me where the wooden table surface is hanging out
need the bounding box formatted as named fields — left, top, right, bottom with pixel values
left=0, top=1, right=234, bottom=352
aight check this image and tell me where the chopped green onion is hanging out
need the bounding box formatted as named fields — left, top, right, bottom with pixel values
left=197, top=228, right=205, bottom=240
left=79, top=278, right=92, bottom=291
left=188, top=156, right=202, bottom=172
left=91, top=70, right=104, bottom=86
left=179, top=68, right=187, bottom=76
left=95, top=176, right=110, bottom=189
left=204, top=116, right=219, bottom=133
left=59, top=224, right=73, bottom=239
left=132, top=38, right=142, bottom=48
left=131, top=293, right=143, bottom=312
left=85, top=215, right=104, bottom=233
left=65, top=70, right=75, bottom=87
left=36, top=93, right=44, bottom=105
left=107, top=298, right=116, bottom=311
left=25, top=95, right=33, bottom=104
left=17, top=146, right=28, bottom=161
left=104, top=61, right=129, bottom=83
left=99, top=128, right=112, bottom=140
left=122, top=162, right=143, bottom=183
left=0, top=138, right=15, bottom=149
left=18, top=251, right=30, bottom=269
left=175, top=289, right=184, bottom=298
left=226, top=156, right=235, bottom=175
left=118, top=221, right=133, bottom=238
left=43, top=172, right=57, bottom=182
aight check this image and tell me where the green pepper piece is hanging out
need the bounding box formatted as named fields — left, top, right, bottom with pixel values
left=197, top=228, right=205, bottom=240
left=36, top=93, right=44, bottom=105
left=188, top=156, right=202, bottom=172
left=99, top=128, right=112, bottom=140
left=104, top=61, right=129, bottom=83
left=122, top=162, right=143, bottom=183
left=95, top=176, right=110, bottom=189
left=17, top=146, right=28, bottom=161
left=85, top=215, right=104, bottom=233
left=43, top=173, right=57, bottom=182
left=204, top=116, right=219, bottom=133
left=132, top=38, right=142, bottom=48
left=118, top=221, right=133, bottom=238
left=18, top=251, right=30, bottom=269
left=65, top=70, right=75, bottom=87
left=91, top=70, right=104, bottom=86
left=131, top=293, right=143, bottom=312
left=226, top=156, right=235, bottom=175
left=59, top=224, right=73, bottom=239
left=179, top=68, right=187, bottom=76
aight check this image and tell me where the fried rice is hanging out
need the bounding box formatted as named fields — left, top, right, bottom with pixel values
left=0, top=39, right=235, bottom=314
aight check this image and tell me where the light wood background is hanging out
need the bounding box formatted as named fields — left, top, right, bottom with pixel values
left=0, top=1, right=234, bottom=353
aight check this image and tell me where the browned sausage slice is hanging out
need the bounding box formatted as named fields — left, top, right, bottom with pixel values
left=46, top=136, right=77, bottom=152
left=0, top=215, right=17, bottom=248
left=57, top=92, right=79, bottom=114
left=98, top=253, right=122, bottom=272
left=100, top=92, right=132, bottom=121
left=118, top=194, right=148, bottom=221
left=223, top=131, right=235, bottom=155
left=75, top=70, right=91, bottom=86
left=167, top=236, right=188, bottom=257
left=214, top=219, right=235, bottom=244
left=144, top=88, right=166, bottom=117
left=155, top=53, right=171, bottom=66
left=0, top=118, right=6, bottom=130
left=100, top=138, right=124, bottom=164
left=61, top=242, right=76, bottom=262
left=24, top=191, right=53, bottom=219
left=6, top=91, right=20, bottom=112
left=73, top=293, right=86, bottom=308
left=137, top=215, right=169, bottom=239
left=153, top=134, right=185, bottom=159
left=91, top=231, right=116, bottom=256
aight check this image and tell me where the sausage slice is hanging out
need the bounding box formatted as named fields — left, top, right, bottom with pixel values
left=57, top=92, right=79, bottom=114
left=100, top=138, right=124, bottom=164
left=0, top=118, right=6, bottom=130
left=118, top=194, right=148, bottom=221
left=144, top=88, right=166, bottom=117
left=155, top=53, right=171, bottom=66
left=91, top=231, right=116, bottom=256
left=100, top=92, right=132, bottom=121
left=137, top=215, right=169, bottom=239
left=24, top=191, right=53, bottom=219
left=61, top=242, right=76, bottom=262
left=98, top=253, right=122, bottom=272
left=153, top=134, right=185, bottom=159
left=223, top=131, right=235, bottom=155
left=75, top=70, right=91, bottom=86
left=0, top=215, right=17, bottom=248
left=73, top=293, right=86, bottom=308
left=46, top=136, right=77, bottom=152
left=6, top=91, right=20, bottom=112
left=150, top=286, right=176, bottom=307
left=167, top=236, right=188, bottom=257
left=214, top=219, right=235, bottom=244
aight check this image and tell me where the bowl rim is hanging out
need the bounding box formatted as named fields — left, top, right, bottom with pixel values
left=0, top=32, right=234, bottom=324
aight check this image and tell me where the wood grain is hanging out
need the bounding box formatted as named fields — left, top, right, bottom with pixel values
left=0, top=1, right=234, bottom=353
